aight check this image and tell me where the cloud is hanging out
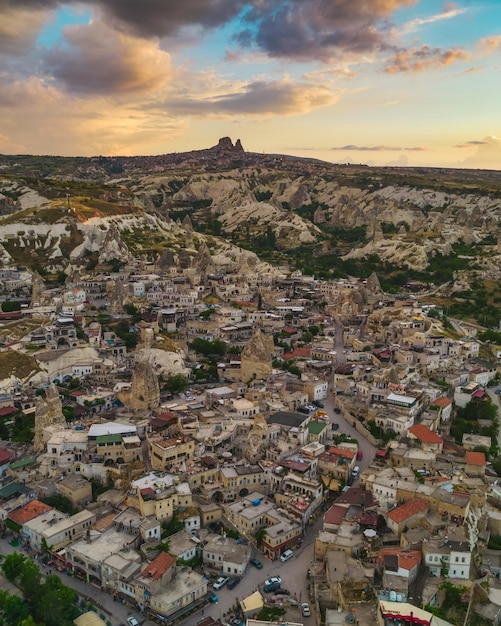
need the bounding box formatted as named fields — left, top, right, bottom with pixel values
left=165, top=79, right=337, bottom=116
left=454, top=140, right=490, bottom=148
left=401, top=3, right=467, bottom=34
left=385, top=45, right=469, bottom=73
left=0, top=6, right=49, bottom=55
left=331, top=145, right=425, bottom=151
left=234, top=0, right=418, bottom=62
left=456, top=136, right=501, bottom=170
left=44, top=20, right=172, bottom=95
left=476, top=35, right=501, bottom=56
left=3, top=0, right=247, bottom=39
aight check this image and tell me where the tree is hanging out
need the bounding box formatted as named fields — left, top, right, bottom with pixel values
left=0, top=592, right=30, bottom=625
left=35, top=576, right=79, bottom=626
left=1, top=552, right=26, bottom=582
left=255, top=528, right=267, bottom=548
left=18, top=559, right=41, bottom=599
left=164, top=374, right=189, bottom=395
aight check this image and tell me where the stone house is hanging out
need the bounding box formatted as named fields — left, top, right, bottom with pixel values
left=167, top=530, right=200, bottom=562
left=378, top=548, right=421, bottom=593
left=57, top=475, right=92, bottom=508
left=40, top=509, right=96, bottom=550
left=423, top=538, right=472, bottom=579
left=134, top=551, right=176, bottom=605
left=101, top=551, right=142, bottom=597
left=147, top=568, right=207, bottom=622
left=148, top=435, right=195, bottom=472
left=387, top=498, right=428, bottom=536
left=202, top=534, right=250, bottom=575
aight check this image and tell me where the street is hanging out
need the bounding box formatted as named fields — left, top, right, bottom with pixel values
left=179, top=515, right=323, bottom=626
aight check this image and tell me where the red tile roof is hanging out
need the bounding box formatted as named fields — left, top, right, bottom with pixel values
left=388, top=498, right=428, bottom=524
left=465, top=451, right=486, bottom=466
left=408, top=424, right=443, bottom=444
left=0, top=449, right=14, bottom=465
left=379, top=548, right=421, bottom=571
left=141, top=551, right=175, bottom=580
left=283, top=347, right=311, bottom=360
left=0, top=406, right=17, bottom=417
left=324, top=504, right=346, bottom=526
left=7, top=500, right=52, bottom=525
left=432, top=397, right=452, bottom=408
left=471, top=389, right=485, bottom=399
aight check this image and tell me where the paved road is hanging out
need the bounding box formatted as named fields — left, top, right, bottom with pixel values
left=180, top=515, right=322, bottom=626
left=0, top=536, right=147, bottom=626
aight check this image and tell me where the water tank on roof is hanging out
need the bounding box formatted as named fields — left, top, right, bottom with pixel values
left=389, top=590, right=397, bottom=602
left=252, top=499, right=261, bottom=506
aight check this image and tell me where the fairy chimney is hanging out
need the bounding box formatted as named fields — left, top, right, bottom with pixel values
left=130, top=359, right=160, bottom=413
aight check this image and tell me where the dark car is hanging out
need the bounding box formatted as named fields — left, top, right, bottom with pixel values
left=313, top=400, right=324, bottom=408
left=332, top=423, right=339, bottom=430
left=297, top=406, right=310, bottom=414
left=264, top=581, right=281, bottom=593
left=227, top=577, right=241, bottom=590
left=250, top=558, right=263, bottom=569
left=275, top=588, right=291, bottom=595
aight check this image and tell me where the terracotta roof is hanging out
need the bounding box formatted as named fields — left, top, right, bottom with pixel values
left=471, top=389, right=485, bottom=399
left=388, top=498, right=428, bottom=524
left=379, top=548, right=421, bottom=571
left=408, top=424, right=443, bottom=444
left=328, top=446, right=356, bottom=459
left=0, top=406, right=17, bottom=417
left=141, top=551, right=175, bottom=580
left=465, top=451, right=486, bottom=466
left=432, top=397, right=452, bottom=408
left=324, top=504, right=347, bottom=526
left=8, top=499, right=52, bottom=525
left=0, top=449, right=14, bottom=465
left=283, top=347, right=311, bottom=360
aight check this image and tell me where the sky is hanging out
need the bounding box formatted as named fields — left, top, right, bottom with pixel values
left=0, top=0, right=500, bottom=169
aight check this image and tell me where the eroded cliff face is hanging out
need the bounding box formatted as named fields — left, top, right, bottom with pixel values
left=1, top=155, right=501, bottom=276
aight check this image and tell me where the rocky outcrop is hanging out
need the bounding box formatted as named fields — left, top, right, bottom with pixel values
left=240, top=329, right=274, bottom=383
left=34, top=383, right=65, bottom=452
left=129, top=359, right=160, bottom=413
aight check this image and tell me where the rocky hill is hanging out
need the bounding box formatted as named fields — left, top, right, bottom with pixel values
left=1, top=137, right=501, bottom=283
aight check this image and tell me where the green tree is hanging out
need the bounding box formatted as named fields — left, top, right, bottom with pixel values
left=0, top=591, right=30, bottom=625
left=1, top=301, right=21, bottom=312
left=18, top=559, right=41, bottom=598
left=35, top=576, right=79, bottom=626
left=255, top=528, right=267, bottom=548
left=1, top=552, right=26, bottom=582
left=164, top=374, right=189, bottom=394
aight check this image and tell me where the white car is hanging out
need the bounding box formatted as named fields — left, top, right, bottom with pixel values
left=301, top=602, right=311, bottom=617
left=264, top=576, right=282, bottom=586
left=127, top=618, right=140, bottom=626
left=213, top=576, right=229, bottom=590
left=280, top=549, right=293, bottom=562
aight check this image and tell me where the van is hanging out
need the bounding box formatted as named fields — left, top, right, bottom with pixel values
left=352, top=466, right=360, bottom=478
left=280, top=549, right=294, bottom=562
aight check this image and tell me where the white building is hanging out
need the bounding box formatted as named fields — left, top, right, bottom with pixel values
left=423, top=538, right=472, bottom=579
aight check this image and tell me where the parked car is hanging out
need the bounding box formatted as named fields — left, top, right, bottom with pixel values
left=227, top=577, right=241, bottom=590
left=301, top=602, right=311, bottom=617
left=210, top=593, right=218, bottom=603
left=265, top=576, right=282, bottom=586
left=264, top=582, right=281, bottom=593
left=356, top=450, right=363, bottom=460
left=250, top=558, right=263, bottom=569
left=313, top=400, right=324, bottom=408
left=280, top=549, right=294, bottom=562
left=298, top=406, right=310, bottom=414
left=334, top=407, right=341, bottom=413
left=213, top=576, right=228, bottom=590
left=127, top=619, right=139, bottom=626
left=275, top=588, right=291, bottom=595
left=331, top=423, right=339, bottom=430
